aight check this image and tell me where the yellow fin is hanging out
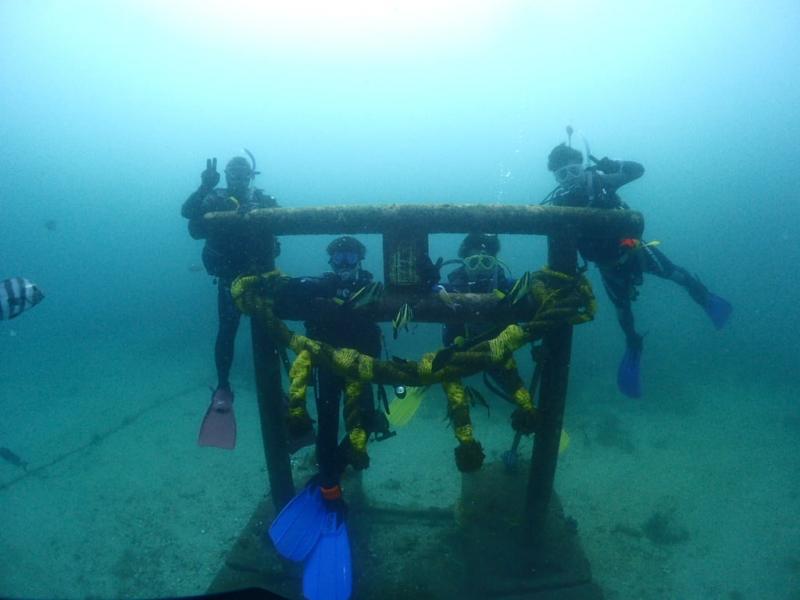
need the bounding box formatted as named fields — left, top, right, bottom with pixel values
left=387, top=386, right=426, bottom=427
left=559, top=429, right=570, bottom=454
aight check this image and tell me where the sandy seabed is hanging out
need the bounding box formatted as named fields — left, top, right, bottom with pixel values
left=1, top=335, right=798, bottom=600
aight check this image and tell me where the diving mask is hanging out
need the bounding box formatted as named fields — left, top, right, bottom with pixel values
left=226, top=169, right=251, bottom=182
left=331, top=251, right=361, bottom=283
left=330, top=250, right=361, bottom=269
left=463, top=253, right=498, bottom=279
left=554, top=163, right=584, bottom=187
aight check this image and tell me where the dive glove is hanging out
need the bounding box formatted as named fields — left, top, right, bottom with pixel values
left=416, top=253, right=443, bottom=290
left=200, top=157, right=220, bottom=190
left=595, top=156, right=620, bottom=174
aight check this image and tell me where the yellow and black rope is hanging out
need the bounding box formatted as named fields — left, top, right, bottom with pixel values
left=231, top=267, right=595, bottom=472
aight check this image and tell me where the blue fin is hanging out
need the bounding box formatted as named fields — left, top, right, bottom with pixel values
left=268, top=485, right=327, bottom=562
left=617, top=346, right=642, bottom=398
left=705, top=293, right=732, bottom=330
left=302, top=511, right=352, bottom=600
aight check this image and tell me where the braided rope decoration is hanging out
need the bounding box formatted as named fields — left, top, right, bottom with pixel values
left=231, top=267, right=595, bottom=472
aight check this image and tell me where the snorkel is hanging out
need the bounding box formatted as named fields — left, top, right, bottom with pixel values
left=567, top=124, right=601, bottom=168
left=566, top=124, right=598, bottom=169
left=243, top=148, right=260, bottom=179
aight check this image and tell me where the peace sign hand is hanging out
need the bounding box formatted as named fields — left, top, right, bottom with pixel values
left=200, top=157, right=220, bottom=190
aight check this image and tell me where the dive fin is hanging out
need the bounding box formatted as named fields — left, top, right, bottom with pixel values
left=704, top=293, right=732, bottom=330
left=268, top=485, right=327, bottom=562
left=387, top=386, right=427, bottom=427
left=302, top=511, right=352, bottom=600
left=616, top=346, right=642, bottom=398
left=198, top=388, right=237, bottom=450
left=501, top=431, right=523, bottom=471
left=559, top=429, right=570, bottom=453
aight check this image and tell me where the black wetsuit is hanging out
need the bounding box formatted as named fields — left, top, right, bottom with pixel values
left=442, top=265, right=523, bottom=399
left=275, top=270, right=384, bottom=487
left=551, top=162, right=710, bottom=349
left=442, top=265, right=514, bottom=345
left=181, top=186, right=279, bottom=390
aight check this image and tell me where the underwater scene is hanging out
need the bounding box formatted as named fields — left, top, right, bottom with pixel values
left=1, top=2, right=799, bottom=599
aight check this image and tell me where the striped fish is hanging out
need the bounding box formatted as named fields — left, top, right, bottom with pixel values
left=1, top=277, right=45, bottom=320
left=392, top=302, right=414, bottom=340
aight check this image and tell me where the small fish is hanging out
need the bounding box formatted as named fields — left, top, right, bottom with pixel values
left=187, top=264, right=204, bottom=273
left=346, top=281, right=384, bottom=310
left=0, top=277, right=45, bottom=320
left=465, top=385, right=490, bottom=416
left=392, top=303, right=414, bottom=339
left=0, top=447, right=29, bottom=471
left=43, top=219, right=58, bottom=232
left=504, top=271, right=534, bottom=306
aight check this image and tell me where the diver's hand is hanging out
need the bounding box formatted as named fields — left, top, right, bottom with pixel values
left=200, top=158, right=220, bottom=190
left=596, top=156, right=620, bottom=174
left=417, top=254, right=443, bottom=289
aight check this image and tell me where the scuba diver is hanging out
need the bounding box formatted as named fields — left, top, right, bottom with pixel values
left=442, top=233, right=515, bottom=345
left=441, top=234, right=529, bottom=404
left=437, top=233, right=545, bottom=471
left=269, top=236, right=392, bottom=600
left=181, top=151, right=279, bottom=449
left=543, top=134, right=732, bottom=398
left=387, top=234, right=523, bottom=426
left=276, top=235, right=393, bottom=465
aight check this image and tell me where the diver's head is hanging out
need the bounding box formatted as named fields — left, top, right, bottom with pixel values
left=459, top=233, right=500, bottom=283
left=327, top=236, right=366, bottom=283
left=458, top=233, right=499, bottom=259
left=225, top=156, right=254, bottom=198
left=548, top=143, right=584, bottom=189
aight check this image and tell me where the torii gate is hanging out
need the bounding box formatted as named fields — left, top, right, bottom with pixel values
left=202, top=203, right=642, bottom=599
